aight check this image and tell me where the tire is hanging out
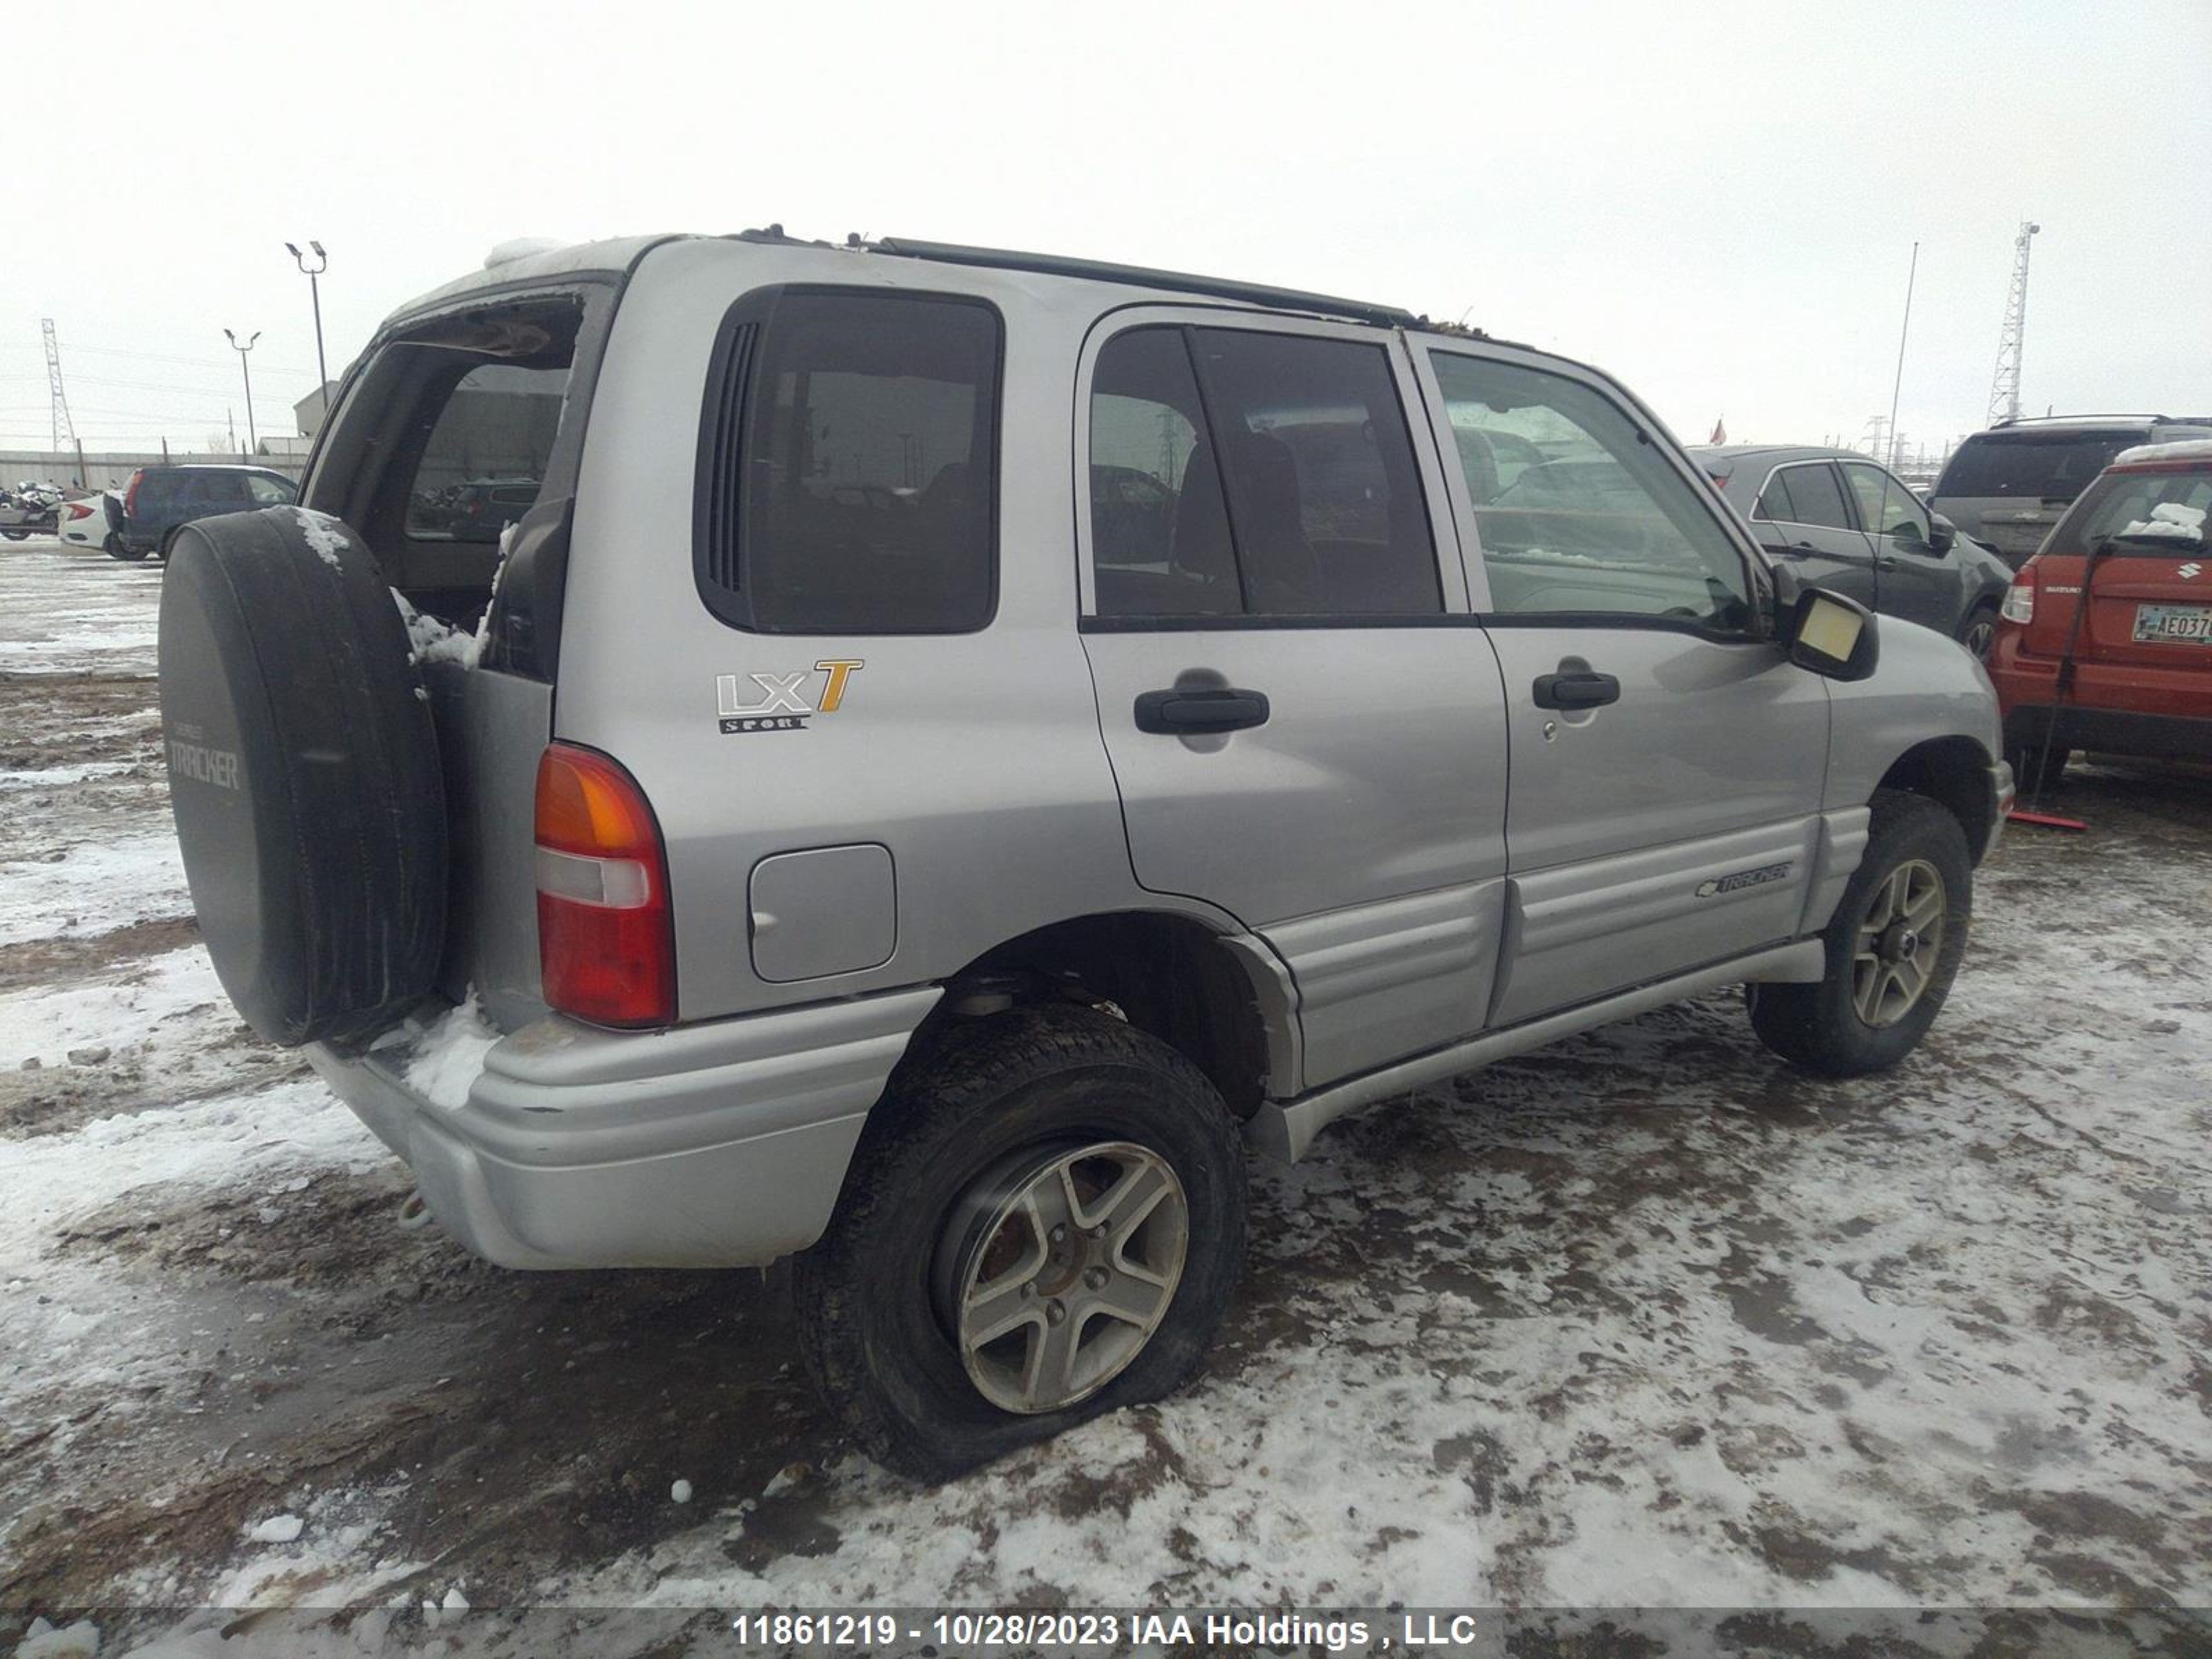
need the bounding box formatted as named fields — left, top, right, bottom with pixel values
left=1957, top=601, right=1999, bottom=659
left=0, top=529, right=26, bottom=541
left=158, top=507, right=446, bottom=1047
left=156, top=527, right=179, bottom=562
left=1748, top=789, right=1970, bottom=1078
left=106, top=534, right=146, bottom=562
left=792, top=1004, right=1247, bottom=1481
left=2008, top=742, right=2070, bottom=796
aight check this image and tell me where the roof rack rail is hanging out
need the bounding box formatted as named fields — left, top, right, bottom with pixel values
left=865, top=236, right=1425, bottom=330
left=1993, top=412, right=2173, bottom=427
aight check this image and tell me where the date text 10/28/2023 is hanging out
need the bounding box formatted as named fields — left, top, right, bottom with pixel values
left=726, top=1611, right=1485, bottom=1652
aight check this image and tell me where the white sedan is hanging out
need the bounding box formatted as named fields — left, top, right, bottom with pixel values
left=56, top=491, right=126, bottom=556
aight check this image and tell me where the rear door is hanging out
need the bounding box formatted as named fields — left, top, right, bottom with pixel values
left=1416, top=342, right=1830, bottom=1027
left=1749, top=460, right=1878, bottom=608
left=1079, top=312, right=1510, bottom=1089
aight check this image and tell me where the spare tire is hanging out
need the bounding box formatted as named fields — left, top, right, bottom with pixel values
left=158, top=507, right=447, bottom=1047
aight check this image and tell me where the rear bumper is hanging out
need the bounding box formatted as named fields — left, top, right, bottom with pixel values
left=2002, top=704, right=2212, bottom=763
left=307, top=985, right=940, bottom=1269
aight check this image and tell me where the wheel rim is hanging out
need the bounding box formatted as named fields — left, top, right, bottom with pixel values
left=1852, top=858, right=1947, bottom=1029
left=937, top=1140, right=1188, bottom=1415
left=1963, top=617, right=1994, bottom=657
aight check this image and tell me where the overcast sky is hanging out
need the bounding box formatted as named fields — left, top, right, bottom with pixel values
left=7, top=0, right=2207, bottom=462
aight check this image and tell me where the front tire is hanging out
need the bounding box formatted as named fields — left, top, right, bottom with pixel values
left=1749, top=790, right=1970, bottom=1077
left=792, top=1004, right=1247, bottom=1481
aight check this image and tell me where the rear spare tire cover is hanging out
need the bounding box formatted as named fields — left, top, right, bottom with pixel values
left=158, top=507, right=447, bottom=1047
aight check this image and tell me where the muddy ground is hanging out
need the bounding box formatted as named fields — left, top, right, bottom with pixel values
left=1, top=536, right=2208, bottom=1656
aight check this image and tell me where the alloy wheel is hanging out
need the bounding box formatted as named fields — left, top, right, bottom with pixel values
left=1853, top=858, right=1947, bottom=1028
left=937, top=1141, right=1188, bottom=1415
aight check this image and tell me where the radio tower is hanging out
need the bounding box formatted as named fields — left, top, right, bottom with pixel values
left=43, top=319, right=77, bottom=453
left=1986, top=221, right=2040, bottom=427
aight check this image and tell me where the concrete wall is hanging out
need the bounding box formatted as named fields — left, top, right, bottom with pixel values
left=0, top=450, right=306, bottom=494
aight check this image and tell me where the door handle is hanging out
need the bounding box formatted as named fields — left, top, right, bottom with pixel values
left=1134, top=686, right=1271, bottom=734
left=1532, top=671, right=1620, bottom=711
left=1875, top=555, right=1900, bottom=572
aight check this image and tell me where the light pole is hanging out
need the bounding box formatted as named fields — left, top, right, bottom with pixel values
left=285, top=241, right=330, bottom=412
left=224, top=329, right=261, bottom=458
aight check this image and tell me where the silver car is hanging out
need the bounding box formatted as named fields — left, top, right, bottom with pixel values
left=1693, top=444, right=2014, bottom=655
left=1930, top=414, right=2212, bottom=568
left=156, top=232, right=2012, bottom=1478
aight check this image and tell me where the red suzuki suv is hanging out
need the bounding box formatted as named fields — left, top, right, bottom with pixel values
left=1988, top=440, right=2212, bottom=790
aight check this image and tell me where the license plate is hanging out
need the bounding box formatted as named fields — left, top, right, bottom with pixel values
left=2134, top=603, right=2212, bottom=644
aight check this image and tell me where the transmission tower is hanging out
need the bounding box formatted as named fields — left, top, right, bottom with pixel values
left=1986, top=221, right=2040, bottom=427
left=43, top=319, right=77, bottom=453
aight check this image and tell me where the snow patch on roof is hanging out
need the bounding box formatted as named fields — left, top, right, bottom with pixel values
left=2115, top=438, right=2212, bottom=467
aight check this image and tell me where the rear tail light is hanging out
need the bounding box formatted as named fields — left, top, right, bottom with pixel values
left=123, top=469, right=144, bottom=518
left=64, top=502, right=92, bottom=521
left=533, top=743, right=675, bottom=1028
left=2000, top=566, right=2036, bottom=625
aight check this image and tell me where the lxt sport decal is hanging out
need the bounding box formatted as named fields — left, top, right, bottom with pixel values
left=716, top=660, right=865, bottom=735
left=1696, top=861, right=1792, bottom=899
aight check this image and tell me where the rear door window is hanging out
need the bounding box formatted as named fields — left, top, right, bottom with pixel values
left=696, top=289, right=1000, bottom=635
left=1756, top=462, right=1852, bottom=529
left=182, top=473, right=247, bottom=513
left=1087, top=324, right=1440, bottom=619
left=1088, top=327, right=1241, bottom=617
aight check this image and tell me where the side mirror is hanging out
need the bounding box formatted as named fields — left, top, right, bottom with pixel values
left=1927, top=514, right=1958, bottom=554
left=1781, top=585, right=1880, bottom=681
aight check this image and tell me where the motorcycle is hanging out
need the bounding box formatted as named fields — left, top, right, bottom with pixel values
left=0, top=482, right=63, bottom=541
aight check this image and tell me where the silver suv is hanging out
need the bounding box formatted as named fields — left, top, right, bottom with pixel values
left=156, top=232, right=2012, bottom=1478
left=1931, top=413, right=2212, bottom=568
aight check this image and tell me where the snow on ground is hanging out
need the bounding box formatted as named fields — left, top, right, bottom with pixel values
left=0, top=543, right=165, bottom=678
left=1, top=536, right=2209, bottom=1657
left=0, top=833, right=188, bottom=947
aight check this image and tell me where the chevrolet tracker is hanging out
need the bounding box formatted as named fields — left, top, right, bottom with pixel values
left=156, top=231, right=2011, bottom=1477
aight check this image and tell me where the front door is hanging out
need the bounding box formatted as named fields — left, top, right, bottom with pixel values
left=1078, top=314, right=1510, bottom=1089
left=1416, top=343, right=1832, bottom=1027
left=1842, top=459, right=1958, bottom=635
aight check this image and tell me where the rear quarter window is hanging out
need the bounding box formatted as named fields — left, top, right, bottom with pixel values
left=694, top=288, right=1002, bottom=635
